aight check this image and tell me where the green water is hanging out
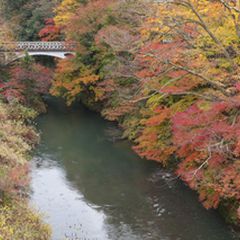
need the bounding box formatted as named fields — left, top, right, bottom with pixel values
left=30, top=98, right=236, bottom=240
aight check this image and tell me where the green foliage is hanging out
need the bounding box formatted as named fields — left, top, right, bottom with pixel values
left=1, top=0, right=60, bottom=40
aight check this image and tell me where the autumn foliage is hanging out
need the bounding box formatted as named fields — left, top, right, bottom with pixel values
left=50, top=0, right=240, bottom=224
left=39, top=18, right=62, bottom=41
left=0, top=101, right=51, bottom=240
left=0, top=58, right=53, bottom=110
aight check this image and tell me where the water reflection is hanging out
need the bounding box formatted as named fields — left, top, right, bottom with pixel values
left=30, top=99, right=235, bottom=240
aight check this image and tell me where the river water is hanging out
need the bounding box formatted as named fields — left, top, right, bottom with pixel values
left=30, top=99, right=235, bottom=240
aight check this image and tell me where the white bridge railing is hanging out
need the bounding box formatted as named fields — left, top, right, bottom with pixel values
left=0, top=42, right=76, bottom=52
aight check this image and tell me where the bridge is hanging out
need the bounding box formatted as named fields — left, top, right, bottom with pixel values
left=0, top=41, right=76, bottom=63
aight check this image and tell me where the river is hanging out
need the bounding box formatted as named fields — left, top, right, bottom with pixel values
left=30, top=98, right=235, bottom=240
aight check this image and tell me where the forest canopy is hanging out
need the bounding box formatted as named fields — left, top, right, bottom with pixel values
left=0, top=0, right=240, bottom=234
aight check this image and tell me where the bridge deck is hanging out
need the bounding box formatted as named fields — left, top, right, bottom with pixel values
left=0, top=42, right=75, bottom=52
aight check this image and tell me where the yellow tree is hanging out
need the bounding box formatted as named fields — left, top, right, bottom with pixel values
left=54, top=0, right=81, bottom=26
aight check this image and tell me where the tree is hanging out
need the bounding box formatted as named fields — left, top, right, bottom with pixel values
left=1, top=0, right=60, bottom=40
left=38, top=18, right=63, bottom=41
left=1, top=56, right=53, bottom=109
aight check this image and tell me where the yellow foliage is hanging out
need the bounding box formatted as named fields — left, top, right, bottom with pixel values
left=54, top=0, right=81, bottom=25
left=0, top=202, right=51, bottom=240
left=0, top=101, right=50, bottom=239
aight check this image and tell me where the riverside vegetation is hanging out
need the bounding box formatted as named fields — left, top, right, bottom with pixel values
left=0, top=57, right=52, bottom=239
left=0, top=101, right=51, bottom=240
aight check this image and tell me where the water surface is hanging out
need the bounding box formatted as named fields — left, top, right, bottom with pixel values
left=30, top=99, right=235, bottom=240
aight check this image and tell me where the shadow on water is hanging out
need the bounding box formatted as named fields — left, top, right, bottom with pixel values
left=30, top=97, right=236, bottom=240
